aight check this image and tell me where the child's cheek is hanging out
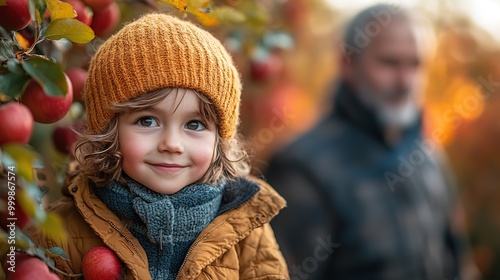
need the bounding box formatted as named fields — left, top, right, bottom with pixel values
left=189, top=136, right=216, bottom=174
left=118, top=130, right=149, bottom=172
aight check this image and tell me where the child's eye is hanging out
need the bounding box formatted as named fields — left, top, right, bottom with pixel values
left=185, top=120, right=206, bottom=131
left=136, top=116, right=159, bottom=127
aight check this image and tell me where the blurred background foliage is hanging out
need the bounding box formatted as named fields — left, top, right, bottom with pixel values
left=0, top=0, right=499, bottom=279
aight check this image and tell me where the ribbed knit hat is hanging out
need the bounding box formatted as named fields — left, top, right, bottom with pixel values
left=83, top=13, right=241, bottom=139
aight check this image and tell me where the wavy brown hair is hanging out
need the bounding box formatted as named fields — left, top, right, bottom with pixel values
left=75, top=88, right=250, bottom=187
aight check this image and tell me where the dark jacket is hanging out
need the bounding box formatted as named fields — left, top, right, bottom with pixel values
left=25, top=173, right=289, bottom=280
left=265, top=82, right=466, bottom=280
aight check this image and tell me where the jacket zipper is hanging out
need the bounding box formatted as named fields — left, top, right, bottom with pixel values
left=108, top=220, right=145, bottom=263
left=175, top=196, right=257, bottom=280
left=175, top=233, right=202, bottom=280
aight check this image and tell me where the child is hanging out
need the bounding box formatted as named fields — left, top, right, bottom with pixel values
left=24, top=13, right=289, bottom=279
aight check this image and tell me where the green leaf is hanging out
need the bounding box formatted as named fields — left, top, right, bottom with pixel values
left=14, top=228, right=32, bottom=250
left=45, top=18, right=95, bottom=44
left=0, top=70, right=30, bottom=98
left=26, top=246, right=56, bottom=270
left=28, top=0, right=47, bottom=25
left=0, top=39, right=16, bottom=61
left=45, top=0, right=76, bottom=21
left=22, top=56, right=68, bottom=97
left=47, top=247, right=69, bottom=261
left=7, top=59, right=23, bottom=74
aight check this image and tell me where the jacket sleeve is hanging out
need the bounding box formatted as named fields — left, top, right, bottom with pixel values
left=236, top=223, right=289, bottom=280
left=265, top=156, right=336, bottom=280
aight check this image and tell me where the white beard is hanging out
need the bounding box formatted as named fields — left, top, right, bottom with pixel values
left=376, top=100, right=419, bottom=128
left=357, top=87, right=420, bottom=129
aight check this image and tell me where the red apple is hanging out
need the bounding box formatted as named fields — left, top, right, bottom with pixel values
left=3, top=251, right=32, bottom=279
left=0, top=102, right=34, bottom=146
left=20, top=75, right=73, bottom=124
left=52, top=125, right=77, bottom=154
left=83, top=0, right=114, bottom=12
left=66, top=68, right=88, bottom=102
left=6, top=256, right=59, bottom=280
left=3, top=252, right=31, bottom=278
left=66, top=0, right=93, bottom=26
left=0, top=0, right=31, bottom=31
left=90, top=2, right=120, bottom=37
left=82, top=246, right=123, bottom=280
left=249, top=54, right=283, bottom=82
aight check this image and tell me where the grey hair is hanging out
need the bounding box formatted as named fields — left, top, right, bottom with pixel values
left=342, top=3, right=411, bottom=59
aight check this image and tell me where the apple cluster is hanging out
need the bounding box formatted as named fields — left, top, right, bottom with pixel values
left=64, top=0, right=121, bottom=37
left=0, top=67, right=86, bottom=153
left=0, top=0, right=121, bottom=151
left=0, top=0, right=120, bottom=36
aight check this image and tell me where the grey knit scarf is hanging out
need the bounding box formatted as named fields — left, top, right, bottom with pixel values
left=93, top=180, right=224, bottom=279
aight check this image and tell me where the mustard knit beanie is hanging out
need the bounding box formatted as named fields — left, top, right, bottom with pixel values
left=83, top=13, right=241, bottom=139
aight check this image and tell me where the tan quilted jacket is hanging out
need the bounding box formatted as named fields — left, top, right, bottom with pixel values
left=25, top=174, right=289, bottom=280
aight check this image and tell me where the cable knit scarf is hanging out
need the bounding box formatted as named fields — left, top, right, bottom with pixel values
left=93, top=180, right=224, bottom=279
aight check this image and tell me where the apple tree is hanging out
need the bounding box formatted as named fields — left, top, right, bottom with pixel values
left=0, top=0, right=95, bottom=277
left=0, top=0, right=292, bottom=278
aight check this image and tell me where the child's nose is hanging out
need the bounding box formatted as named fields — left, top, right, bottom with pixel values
left=157, top=130, right=184, bottom=154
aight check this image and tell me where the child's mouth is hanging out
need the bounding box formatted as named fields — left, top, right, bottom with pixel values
left=148, top=163, right=187, bottom=173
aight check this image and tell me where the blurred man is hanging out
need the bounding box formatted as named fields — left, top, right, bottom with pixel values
left=266, top=4, right=474, bottom=280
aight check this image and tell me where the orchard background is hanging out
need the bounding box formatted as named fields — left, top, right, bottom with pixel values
left=1, top=0, right=499, bottom=279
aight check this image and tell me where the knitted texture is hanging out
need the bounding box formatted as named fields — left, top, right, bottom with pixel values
left=94, top=181, right=223, bottom=279
left=83, top=13, right=242, bottom=139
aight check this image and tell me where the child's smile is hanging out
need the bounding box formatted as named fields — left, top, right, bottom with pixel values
left=117, top=89, right=217, bottom=194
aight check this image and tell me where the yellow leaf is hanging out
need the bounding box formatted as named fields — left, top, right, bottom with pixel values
left=2, top=144, right=40, bottom=182
left=39, top=212, right=67, bottom=243
left=46, top=0, right=76, bottom=21
left=186, top=6, right=218, bottom=26
left=35, top=9, right=44, bottom=25
left=16, top=33, right=30, bottom=50
left=194, top=11, right=218, bottom=26
left=45, top=18, right=95, bottom=44
left=158, top=0, right=187, bottom=11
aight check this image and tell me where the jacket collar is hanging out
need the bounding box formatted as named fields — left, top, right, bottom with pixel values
left=67, top=175, right=286, bottom=279
left=68, top=175, right=150, bottom=279
left=332, top=80, right=422, bottom=148
left=177, top=177, right=286, bottom=278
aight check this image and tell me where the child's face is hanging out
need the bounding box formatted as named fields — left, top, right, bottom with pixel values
left=117, top=89, right=217, bottom=194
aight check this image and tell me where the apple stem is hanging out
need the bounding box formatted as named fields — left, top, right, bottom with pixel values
left=23, top=38, right=43, bottom=55
left=22, top=53, right=46, bottom=60
left=23, top=12, right=45, bottom=55
left=46, top=263, right=83, bottom=278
